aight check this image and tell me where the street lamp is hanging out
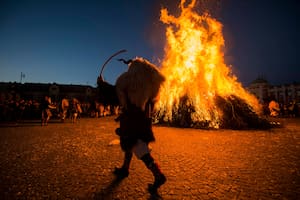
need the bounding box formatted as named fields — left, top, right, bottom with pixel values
left=20, top=72, right=25, bottom=83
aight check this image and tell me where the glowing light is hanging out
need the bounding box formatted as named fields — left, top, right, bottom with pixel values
left=156, top=0, right=261, bottom=128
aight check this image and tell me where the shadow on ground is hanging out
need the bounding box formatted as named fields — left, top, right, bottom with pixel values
left=93, top=177, right=164, bottom=200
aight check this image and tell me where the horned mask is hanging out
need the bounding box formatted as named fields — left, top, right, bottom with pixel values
left=116, top=57, right=165, bottom=111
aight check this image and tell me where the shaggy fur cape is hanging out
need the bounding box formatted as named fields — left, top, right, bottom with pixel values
left=115, top=57, right=165, bottom=151
left=116, top=57, right=165, bottom=111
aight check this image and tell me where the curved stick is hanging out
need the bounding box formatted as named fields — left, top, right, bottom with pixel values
left=99, top=49, right=127, bottom=77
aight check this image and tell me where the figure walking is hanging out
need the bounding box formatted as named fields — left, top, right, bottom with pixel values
left=113, top=57, right=166, bottom=192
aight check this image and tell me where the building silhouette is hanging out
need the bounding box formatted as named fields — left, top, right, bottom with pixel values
left=247, top=78, right=300, bottom=105
left=0, top=82, right=97, bottom=103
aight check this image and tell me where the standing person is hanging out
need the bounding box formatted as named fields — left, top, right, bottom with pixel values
left=60, top=97, right=69, bottom=122
left=113, top=57, right=166, bottom=192
left=41, top=96, right=54, bottom=126
left=70, top=98, right=81, bottom=123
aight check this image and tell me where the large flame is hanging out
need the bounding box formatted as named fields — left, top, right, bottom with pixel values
left=156, top=0, right=262, bottom=128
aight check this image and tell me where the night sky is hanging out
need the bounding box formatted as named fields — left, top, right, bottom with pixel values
left=0, top=0, right=299, bottom=87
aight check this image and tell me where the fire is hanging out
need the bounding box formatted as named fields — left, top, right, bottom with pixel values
left=155, top=0, right=262, bottom=128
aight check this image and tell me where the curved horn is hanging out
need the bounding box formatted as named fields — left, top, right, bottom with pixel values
left=99, top=49, right=127, bottom=77
left=117, top=58, right=132, bottom=65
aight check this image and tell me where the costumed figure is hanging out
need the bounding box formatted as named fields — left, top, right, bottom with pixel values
left=114, top=57, right=166, bottom=191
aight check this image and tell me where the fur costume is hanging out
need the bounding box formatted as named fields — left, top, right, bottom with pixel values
left=116, top=57, right=165, bottom=111
left=115, top=57, right=165, bottom=151
left=114, top=57, right=167, bottom=190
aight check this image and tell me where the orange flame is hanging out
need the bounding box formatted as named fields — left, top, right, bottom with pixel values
left=156, top=0, right=261, bottom=128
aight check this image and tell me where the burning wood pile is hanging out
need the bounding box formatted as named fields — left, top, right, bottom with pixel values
left=154, top=94, right=271, bottom=129
left=153, top=0, right=271, bottom=129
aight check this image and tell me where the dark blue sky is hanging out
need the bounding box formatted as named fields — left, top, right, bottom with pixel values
left=0, top=0, right=299, bottom=86
left=220, top=0, right=300, bottom=86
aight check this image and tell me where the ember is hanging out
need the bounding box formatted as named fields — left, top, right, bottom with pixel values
left=154, top=0, right=270, bottom=129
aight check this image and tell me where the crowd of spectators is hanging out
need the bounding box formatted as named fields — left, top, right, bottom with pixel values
left=1, top=94, right=298, bottom=124
left=263, top=100, right=299, bottom=118
left=0, top=95, right=119, bottom=123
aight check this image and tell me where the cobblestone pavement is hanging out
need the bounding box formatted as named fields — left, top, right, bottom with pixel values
left=0, top=117, right=299, bottom=200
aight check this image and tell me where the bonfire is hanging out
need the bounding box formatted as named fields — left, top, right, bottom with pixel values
left=154, top=0, right=270, bottom=129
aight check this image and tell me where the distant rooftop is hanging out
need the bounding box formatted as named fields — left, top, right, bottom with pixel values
left=251, top=77, right=269, bottom=85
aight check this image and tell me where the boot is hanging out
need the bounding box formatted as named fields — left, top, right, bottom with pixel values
left=148, top=162, right=166, bottom=191
left=141, top=153, right=166, bottom=190
left=113, top=151, right=132, bottom=179
left=113, top=167, right=129, bottom=179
